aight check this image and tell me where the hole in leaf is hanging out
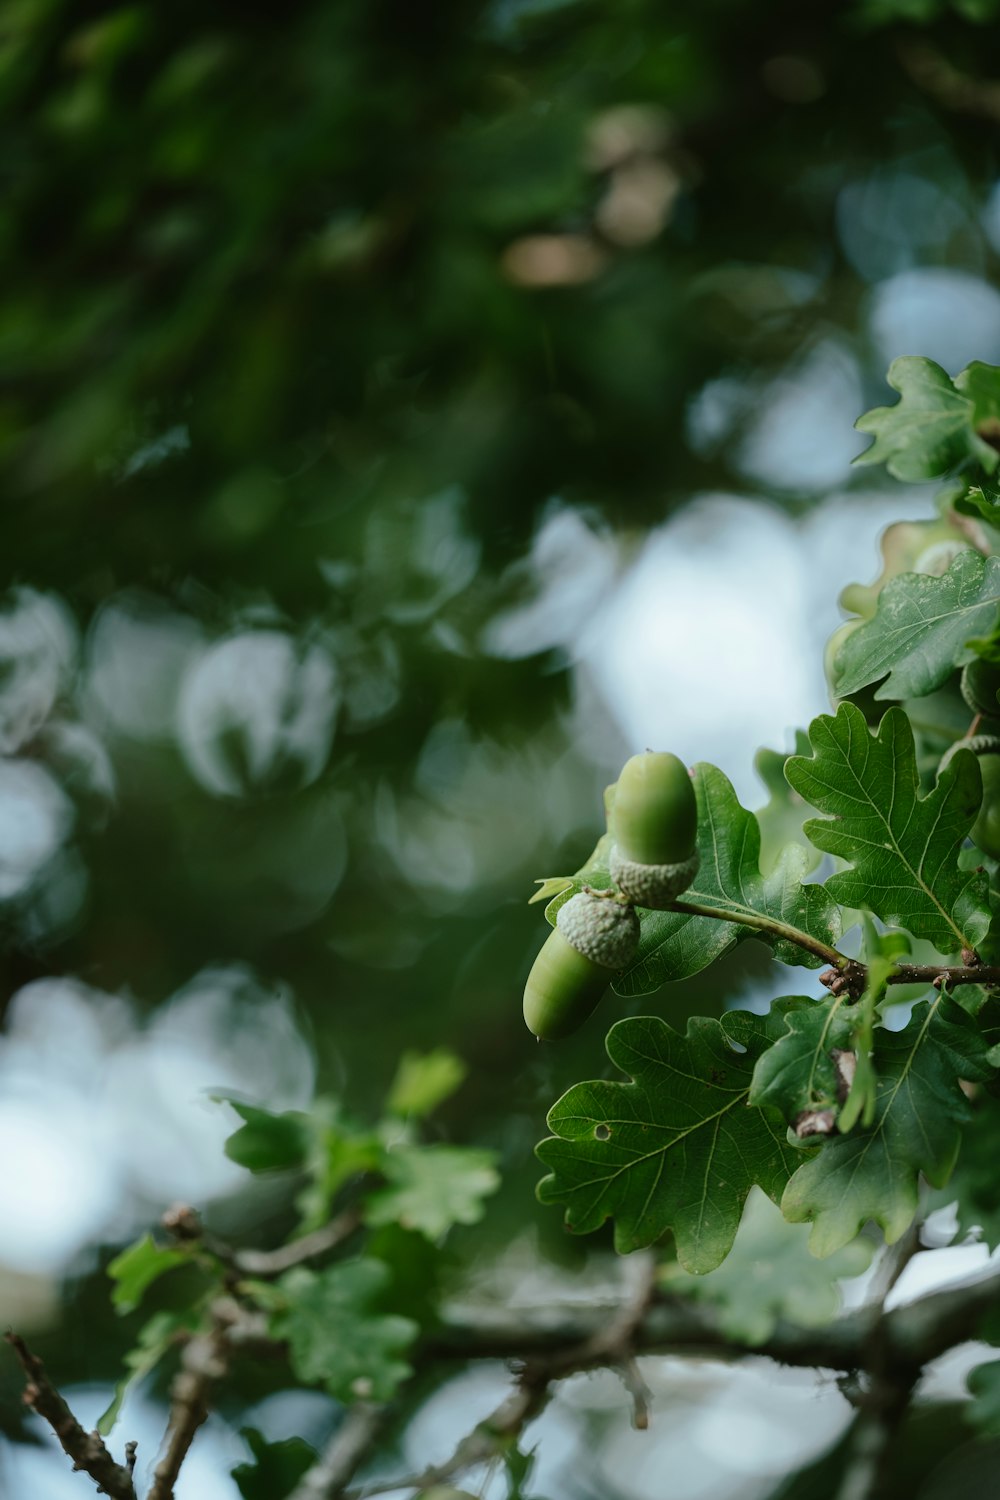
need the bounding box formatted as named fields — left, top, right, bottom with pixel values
left=594, top=1123, right=611, bottom=1141
left=727, top=1039, right=748, bottom=1054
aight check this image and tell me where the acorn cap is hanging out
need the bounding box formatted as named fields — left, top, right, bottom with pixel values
left=613, top=751, right=697, bottom=866
left=556, top=889, right=640, bottom=968
left=610, top=846, right=700, bottom=909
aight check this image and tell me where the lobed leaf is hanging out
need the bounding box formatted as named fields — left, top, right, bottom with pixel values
left=832, top=550, right=1000, bottom=702
left=535, top=1007, right=805, bottom=1273
left=787, top=703, right=991, bottom=953
left=273, top=1258, right=418, bottom=1402
left=781, top=995, right=995, bottom=1255
left=853, top=356, right=1000, bottom=480
left=107, top=1234, right=191, bottom=1315
left=366, top=1144, right=500, bottom=1240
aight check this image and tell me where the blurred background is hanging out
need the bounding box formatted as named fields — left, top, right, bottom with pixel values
left=5, top=0, right=1000, bottom=1494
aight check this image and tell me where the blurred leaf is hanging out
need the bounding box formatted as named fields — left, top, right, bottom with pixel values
left=929, top=1096, right=1000, bottom=1248
left=536, top=1007, right=804, bottom=1272
left=664, top=1189, right=871, bottom=1345
left=295, top=1109, right=384, bottom=1234
left=967, top=1359, right=1000, bottom=1437
left=232, top=1428, right=317, bottom=1500
left=273, top=1259, right=417, bottom=1402
left=366, top=1145, right=500, bottom=1240
left=107, top=1234, right=190, bottom=1315
left=853, top=356, right=1000, bottom=480
left=787, top=704, right=990, bottom=952
left=753, top=733, right=821, bottom=876
left=614, top=765, right=841, bottom=997
left=832, top=552, right=1000, bottom=701
left=386, top=1049, right=467, bottom=1118
left=781, top=996, right=995, bottom=1255
left=97, top=1309, right=197, bottom=1434
left=218, top=1099, right=312, bottom=1173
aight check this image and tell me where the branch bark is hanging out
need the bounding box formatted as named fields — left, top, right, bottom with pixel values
left=4, top=1333, right=138, bottom=1500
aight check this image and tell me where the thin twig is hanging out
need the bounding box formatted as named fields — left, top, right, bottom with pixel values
left=667, top=897, right=848, bottom=969
left=162, top=1203, right=362, bottom=1280
left=233, top=1208, right=363, bottom=1277
left=353, top=1254, right=659, bottom=1497
left=4, top=1333, right=138, bottom=1500
left=284, top=1404, right=387, bottom=1500
left=146, top=1307, right=232, bottom=1500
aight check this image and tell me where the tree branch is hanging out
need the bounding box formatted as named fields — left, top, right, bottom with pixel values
left=284, top=1404, right=387, bottom=1500
left=146, top=1307, right=232, bottom=1500
left=4, top=1333, right=138, bottom=1500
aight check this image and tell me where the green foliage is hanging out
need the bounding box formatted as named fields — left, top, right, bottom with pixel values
left=853, top=357, right=1000, bottom=480
left=781, top=996, right=995, bottom=1255
left=786, top=704, right=990, bottom=952
left=753, top=733, right=821, bottom=877
left=663, top=1189, right=871, bottom=1345
left=272, top=1258, right=418, bottom=1402
left=535, top=1006, right=804, bottom=1271
left=97, top=1308, right=201, bottom=1435
left=366, top=1144, right=500, bottom=1239
left=106, top=1234, right=192, bottom=1314
left=832, top=552, right=1000, bottom=702
left=967, top=1360, right=1000, bottom=1438
left=386, top=1049, right=467, bottom=1118
left=613, top=764, right=841, bottom=996
left=232, top=1429, right=317, bottom=1500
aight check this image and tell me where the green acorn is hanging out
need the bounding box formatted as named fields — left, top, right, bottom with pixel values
left=609, top=751, right=699, bottom=908
left=523, top=890, right=639, bottom=1040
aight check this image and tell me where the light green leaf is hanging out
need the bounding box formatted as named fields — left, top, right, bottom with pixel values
left=664, top=1189, right=871, bottom=1346
left=832, top=551, right=1000, bottom=701
left=787, top=703, right=990, bottom=953
left=535, top=1008, right=804, bottom=1272
left=273, top=1259, right=418, bottom=1402
left=107, top=1234, right=191, bottom=1315
left=753, top=733, right=821, bottom=876
left=295, top=1109, right=384, bottom=1234
left=366, top=1144, right=500, bottom=1239
left=781, top=995, right=995, bottom=1256
left=97, top=1309, right=198, bottom=1434
left=853, top=355, right=999, bottom=479
left=613, top=764, right=841, bottom=997
left=386, top=1050, right=467, bottom=1118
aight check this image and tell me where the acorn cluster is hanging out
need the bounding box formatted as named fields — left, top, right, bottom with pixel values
left=523, top=751, right=699, bottom=1040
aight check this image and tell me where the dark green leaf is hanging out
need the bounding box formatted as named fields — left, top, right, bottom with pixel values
left=749, top=996, right=854, bottom=1128
left=832, top=551, right=1000, bottom=701
left=107, top=1235, right=191, bottom=1315
left=219, top=1098, right=312, bottom=1173
left=787, top=703, right=990, bottom=952
left=613, top=764, right=841, bottom=997
left=781, top=996, right=995, bottom=1255
left=535, top=1008, right=805, bottom=1272
left=967, top=1360, right=1000, bottom=1438
left=273, top=1259, right=417, bottom=1402
left=929, top=1096, right=1000, bottom=1249
left=366, top=1145, right=500, bottom=1240
left=233, top=1428, right=317, bottom=1500
left=853, top=356, right=999, bottom=480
